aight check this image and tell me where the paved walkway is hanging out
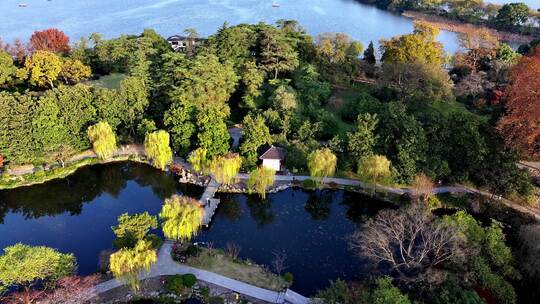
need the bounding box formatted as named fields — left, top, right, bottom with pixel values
left=236, top=173, right=470, bottom=196
left=93, top=242, right=308, bottom=304
left=228, top=127, right=243, bottom=150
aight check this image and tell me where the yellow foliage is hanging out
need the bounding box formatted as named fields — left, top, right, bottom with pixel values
left=208, top=153, right=242, bottom=185
left=87, top=121, right=117, bottom=160
left=357, top=154, right=393, bottom=185
left=380, top=22, right=444, bottom=66
left=60, top=59, right=91, bottom=84
left=19, top=50, right=62, bottom=88
left=307, top=148, right=337, bottom=185
left=144, top=130, right=173, bottom=170
left=247, top=166, right=276, bottom=199
left=159, top=195, right=203, bottom=242
left=109, top=239, right=157, bottom=292
left=188, top=148, right=207, bottom=173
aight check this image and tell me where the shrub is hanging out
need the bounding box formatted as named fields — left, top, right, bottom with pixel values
left=184, top=244, right=201, bottom=257
left=182, top=273, right=197, bottom=287
left=145, top=234, right=164, bottom=250
left=112, top=235, right=137, bottom=249
left=283, top=272, right=294, bottom=284
left=166, top=274, right=185, bottom=295
left=302, top=179, right=317, bottom=189
left=427, top=196, right=442, bottom=210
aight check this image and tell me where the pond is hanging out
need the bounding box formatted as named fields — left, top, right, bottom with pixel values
left=0, top=0, right=459, bottom=53
left=0, top=162, right=394, bottom=295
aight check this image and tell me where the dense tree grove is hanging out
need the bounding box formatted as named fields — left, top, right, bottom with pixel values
left=0, top=19, right=538, bottom=303
left=357, top=1, right=538, bottom=34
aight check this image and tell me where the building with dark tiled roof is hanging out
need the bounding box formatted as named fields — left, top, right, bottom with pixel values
left=259, top=145, right=285, bottom=172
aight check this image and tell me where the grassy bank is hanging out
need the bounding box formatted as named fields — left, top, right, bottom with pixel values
left=186, top=248, right=289, bottom=292
left=0, top=155, right=146, bottom=190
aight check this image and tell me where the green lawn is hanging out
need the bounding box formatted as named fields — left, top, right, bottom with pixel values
left=186, top=248, right=289, bottom=291
left=86, top=73, right=127, bottom=89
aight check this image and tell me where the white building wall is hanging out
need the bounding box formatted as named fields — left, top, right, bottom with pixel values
left=262, top=159, right=281, bottom=171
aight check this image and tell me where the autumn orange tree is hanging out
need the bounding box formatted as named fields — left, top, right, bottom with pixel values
left=30, top=28, right=70, bottom=54
left=497, top=46, right=540, bottom=158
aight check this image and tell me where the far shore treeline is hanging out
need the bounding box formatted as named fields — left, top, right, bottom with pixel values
left=1, top=15, right=540, bottom=304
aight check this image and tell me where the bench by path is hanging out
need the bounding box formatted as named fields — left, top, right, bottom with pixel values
left=93, top=242, right=309, bottom=304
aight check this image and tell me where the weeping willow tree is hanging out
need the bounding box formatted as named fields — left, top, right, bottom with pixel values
left=307, top=148, right=337, bottom=187
left=188, top=147, right=207, bottom=174
left=159, top=195, right=204, bottom=242
left=247, top=166, right=276, bottom=199
left=87, top=121, right=116, bottom=159
left=208, top=153, right=242, bottom=185
left=357, top=154, right=393, bottom=186
left=109, top=239, right=157, bottom=292
left=144, top=130, right=173, bottom=170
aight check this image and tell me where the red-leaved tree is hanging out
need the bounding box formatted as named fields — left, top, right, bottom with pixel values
left=30, top=28, right=70, bottom=54
left=497, top=46, right=540, bottom=158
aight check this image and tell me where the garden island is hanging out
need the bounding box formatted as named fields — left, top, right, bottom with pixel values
left=1, top=1, right=540, bottom=304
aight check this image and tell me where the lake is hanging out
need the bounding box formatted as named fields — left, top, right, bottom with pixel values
left=0, top=0, right=460, bottom=53
left=0, top=162, right=394, bottom=295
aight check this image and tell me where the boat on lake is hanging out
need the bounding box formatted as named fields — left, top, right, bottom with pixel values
left=18, top=3, right=27, bottom=7
left=272, top=2, right=280, bottom=8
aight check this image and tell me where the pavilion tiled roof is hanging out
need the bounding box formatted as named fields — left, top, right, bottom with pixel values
left=259, top=146, right=285, bottom=160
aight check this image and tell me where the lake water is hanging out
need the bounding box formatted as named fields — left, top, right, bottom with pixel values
left=0, top=162, right=394, bottom=295
left=0, top=0, right=460, bottom=53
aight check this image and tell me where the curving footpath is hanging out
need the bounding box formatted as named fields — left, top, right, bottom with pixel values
left=236, top=173, right=470, bottom=196
left=93, top=242, right=309, bottom=304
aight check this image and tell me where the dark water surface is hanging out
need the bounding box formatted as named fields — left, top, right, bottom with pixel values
left=0, top=162, right=393, bottom=295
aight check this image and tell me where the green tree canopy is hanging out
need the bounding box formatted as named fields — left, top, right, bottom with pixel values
left=371, top=277, right=411, bottom=304
left=239, top=60, right=266, bottom=109
left=0, top=92, right=36, bottom=164
left=41, top=84, right=96, bottom=150
left=159, top=195, right=204, bottom=242
left=109, top=239, right=157, bottom=292
left=0, top=51, right=17, bottom=87
left=258, top=26, right=299, bottom=78
left=0, top=243, right=76, bottom=298
left=119, top=76, right=149, bottom=134
left=347, top=113, right=379, bottom=161
left=495, top=3, right=530, bottom=29
left=196, top=106, right=231, bottom=157
left=239, top=114, right=272, bottom=169
left=144, top=130, right=173, bottom=170
left=363, top=41, right=376, bottom=65
left=87, top=121, right=117, bottom=160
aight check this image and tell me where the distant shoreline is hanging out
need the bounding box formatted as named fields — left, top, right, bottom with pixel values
left=402, top=10, right=536, bottom=45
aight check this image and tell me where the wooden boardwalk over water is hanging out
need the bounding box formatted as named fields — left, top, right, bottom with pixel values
left=200, top=179, right=220, bottom=226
